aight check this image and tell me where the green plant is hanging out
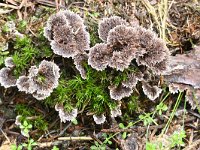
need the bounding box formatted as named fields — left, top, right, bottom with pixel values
left=17, top=20, right=27, bottom=32
left=146, top=142, right=157, bottom=150
left=15, top=104, right=48, bottom=132
left=156, top=102, right=168, bottom=115
left=22, top=138, right=37, bottom=150
left=119, top=122, right=133, bottom=139
left=12, top=36, right=39, bottom=77
left=11, top=144, right=23, bottom=150
left=90, top=141, right=106, bottom=150
left=139, top=113, right=157, bottom=126
left=20, top=120, right=32, bottom=137
left=52, top=146, right=59, bottom=150
left=0, top=50, right=9, bottom=66
left=169, top=129, right=186, bottom=148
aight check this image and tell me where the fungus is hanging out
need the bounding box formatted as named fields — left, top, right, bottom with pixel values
left=89, top=24, right=170, bottom=73
left=98, top=16, right=128, bottom=42
left=44, top=11, right=68, bottom=41
left=73, top=53, right=88, bottom=79
left=88, top=43, right=111, bottom=71
left=4, top=57, right=15, bottom=68
left=122, top=71, right=143, bottom=88
left=93, top=114, right=106, bottom=124
left=0, top=67, right=16, bottom=88
left=185, top=89, right=200, bottom=110
left=108, top=51, right=135, bottom=71
left=106, top=25, right=140, bottom=71
left=30, top=60, right=60, bottom=95
left=32, top=92, right=51, bottom=101
left=16, top=60, right=60, bottom=100
left=142, top=82, right=162, bottom=101
left=110, top=104, right=122, bottom=118
left=55, top=104, right=78, bottom=123
left=89, top=25, right=141, bottom=71
left=0, top=57, right=17, bottom=88
left=16, top=76, right=35, bottom=94
left=135, top=29, right=170, bottom=74
left=109, top=85, right=133, bottom=100
left=44, top=10, right=90, bottom=58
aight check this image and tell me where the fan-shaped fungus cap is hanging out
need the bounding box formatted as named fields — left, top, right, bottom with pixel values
left=51, top=25, right=89, bottom=58
left=16, top=60, right=60, bottom=100
left=168, top=83, right=200, bottom=109
left=44, top=10, right=90, bottom=58
left=30, top=60, right=60, bottom=96
left=44, top=11, right=68, bottom=41
left=88, top=43, right=111, bottom=71
left=122, top=71, right=143, bottom=88
left=135, top=28, right=170, bottom=74
left=106, top=25, right=140, bottom=71
left=110, top=104, right=122, bottom=118
left=73, top=53, right=88, bottom=79
left=55, top=104, right=78, bottom=123
left=16, top=76, right=35, bottom=94
left=109, top=85, right=133, bottom=100
left=142, top=82, right=162, bottom=101
left=98, top=16, right=128, bottom=42
left=0, top=67, right=16, bottom=88
left=93, top=114, right=106, bottom=124
left=4, top=57, right=15, bottom=68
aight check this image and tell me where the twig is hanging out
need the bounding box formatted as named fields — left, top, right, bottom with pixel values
left=0, top=128, right=11, bottom=143
left=59, top=122, right=72, bottom=136
left=37, top=141, right=63, bottom=148
left=183, top=139, right=200, bottom=150
left=188, top=110, right=200, bottom=119
left=0, top=3, right=19, bottom=9
left=0, top=9, right=14, bottom=14
left=58, top=136, right=93, bottom=140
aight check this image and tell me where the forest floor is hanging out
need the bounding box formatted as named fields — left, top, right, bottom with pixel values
left=0, top=0, right=200, bottom=150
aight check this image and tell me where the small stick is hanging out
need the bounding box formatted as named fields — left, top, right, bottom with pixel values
left=37, top=141, right=63, bottom=148
left=0, top=128, right=11, bottom=143
left=0, top=3, right=19, bottom=9
left=58, top=136, right=93, bottom=141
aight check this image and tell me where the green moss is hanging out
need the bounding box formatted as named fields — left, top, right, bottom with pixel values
left=15, top=104, right=48, bottom=132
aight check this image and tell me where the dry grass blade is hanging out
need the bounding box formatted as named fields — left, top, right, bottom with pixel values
left=183, top=139, right=200, bottom=150
left=0, top=3, right=19, bottom=9
left=58, top=136, right=93, bottom=140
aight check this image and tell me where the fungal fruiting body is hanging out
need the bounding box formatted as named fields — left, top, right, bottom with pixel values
left=0, top=57, right=17, bottom=88
left=55, top=104, right=78, bottom=123
left=44, top=10, right=90, bottom=78
left=88, top=16, right=170, bottom=101
left=16, top=60, right=60, bottom=100
left=93, top=114, right=106, bottom=124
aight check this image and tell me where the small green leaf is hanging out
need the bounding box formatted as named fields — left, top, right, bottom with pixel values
left=108, top=140, right=112, bottom=145
left=127, top=122, right=133, bottom=128
left=23, top=121, right=28, bottom=126
left=90, top=145, right=97, bottom=150
left=122, top=132, right=127, bottom=139
left=146, top=142, right=157, bottom=150
left=71, top=118, right=78, bottom=125
left=119, top=123, right=125, bottom=129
